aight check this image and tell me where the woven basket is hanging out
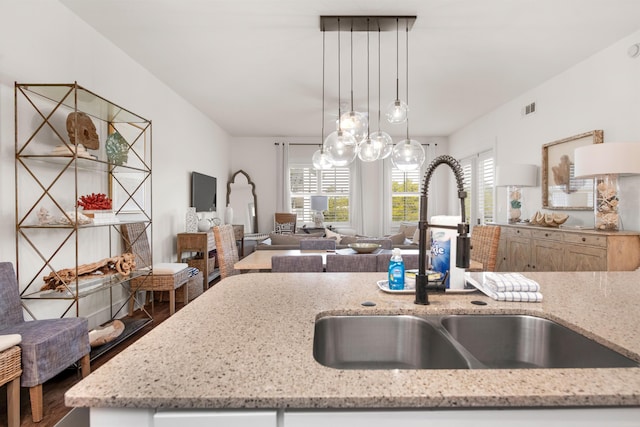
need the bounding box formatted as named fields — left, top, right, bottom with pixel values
left=176, top=272, right=204, bottom=303
left=130, top=268, right=190, bottom=291
left=0, top=346, right=22, bottom=386
left=186, top=254, right=217, bottom=272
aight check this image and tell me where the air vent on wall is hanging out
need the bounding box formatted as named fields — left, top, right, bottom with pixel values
left=522, top=102, right=536, bottom=117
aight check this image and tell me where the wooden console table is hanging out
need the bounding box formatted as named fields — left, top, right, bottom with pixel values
left=494, top=223, right=640, bottom=272
left=177, top=232, right=219, bottom=290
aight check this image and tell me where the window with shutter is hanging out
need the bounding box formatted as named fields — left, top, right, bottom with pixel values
left=459, top=150, right=494, bottom=225
left=391, top=168, right=421, bottom=223
left=289, top=165, right=350, bottom=225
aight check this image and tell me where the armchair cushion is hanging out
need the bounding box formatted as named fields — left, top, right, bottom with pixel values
left=4, top=318, right=89, bottom=387
left=0, top=334, right=21, bottom=352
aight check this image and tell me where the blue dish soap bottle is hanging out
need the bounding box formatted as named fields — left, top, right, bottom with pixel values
left=388, top=248, right=405, bottom=290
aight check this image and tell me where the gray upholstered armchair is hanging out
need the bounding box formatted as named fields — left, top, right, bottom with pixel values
left=0, top=262, right=90, bottom=422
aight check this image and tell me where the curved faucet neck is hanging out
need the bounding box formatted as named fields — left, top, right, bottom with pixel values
left=415, top=155, right=470, bottom=305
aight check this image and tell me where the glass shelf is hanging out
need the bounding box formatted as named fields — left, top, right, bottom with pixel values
left=19, top=217, right=151, bottom=230
left=21, top=270, right=150, bottom=300
left=18, top=153, right=151, bottom=174
left=18, top=83, right=149, bottom=124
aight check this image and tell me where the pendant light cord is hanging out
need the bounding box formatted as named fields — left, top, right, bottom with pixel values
left=321, top=28, right=326, bottom=153
left=366, top=19, right=370, bottom=137
left=337, top=18, right=342, bottom=130
left=377, top=27, right=382, bottom=131
left=350, top=25, right=354, bottom=112
left=405, top=19, right=410, bottom=140
left=395, top=18, right=400, bottom=100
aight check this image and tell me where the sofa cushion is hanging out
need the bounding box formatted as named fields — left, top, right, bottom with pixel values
left=398, top=222, right=418, bottom=239
left=340, top=235, right=359, bottom=245
left=324, top=228, right=342, bottom=243
left=268, top=232, right=324, bottom=245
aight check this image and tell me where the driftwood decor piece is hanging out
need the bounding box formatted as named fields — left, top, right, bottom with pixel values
left=66, top=111, right=99, bottom=149
left=41, top=253, right=136, bottom=292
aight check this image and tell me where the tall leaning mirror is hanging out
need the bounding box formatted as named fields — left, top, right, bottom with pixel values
left=226, top=170, right=258, bottom=234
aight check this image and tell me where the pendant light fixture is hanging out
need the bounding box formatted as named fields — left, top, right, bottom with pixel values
left=358, top=19, right=382, bottom=162
left=313, top=28, right=334, bottom=170
left=370, top=26, right=393, bottom=159
left=391, top=19, right=425, bottom=171
left=385, top=18, right=409, bottom=124
left=324, top=17, right=358, bottom=166
left=340, top=26, right=368, bottom=144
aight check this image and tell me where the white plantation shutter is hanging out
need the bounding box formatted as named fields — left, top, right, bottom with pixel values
left=289, top=159, right=351, bottom=225
left=477, top=153, right=494, bottom=224
left=459, top=149, right=494, bottom=226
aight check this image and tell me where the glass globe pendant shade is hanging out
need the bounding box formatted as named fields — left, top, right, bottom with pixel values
left=391, top=138, right=425, bottom=171
left=324, top=130, right=358, bottom=166
left=370, top=130, right=393, bottom=159
left=385, top=99, right=408, bottom=124
left=312, top=149, right=334, bottom=170
left=339, top=110, right=368, bottom=144
left=357, top=137, right=382, bottom=162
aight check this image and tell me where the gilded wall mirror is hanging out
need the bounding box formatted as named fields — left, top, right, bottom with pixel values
left=226, top=170, right=258, bottom=233
left=542, top=130, right=603, bottom=210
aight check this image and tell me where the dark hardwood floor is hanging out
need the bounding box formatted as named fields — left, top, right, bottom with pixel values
left=0, top=301, right=175, bottom=427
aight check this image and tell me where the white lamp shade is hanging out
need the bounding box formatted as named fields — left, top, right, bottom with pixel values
left=495, top=164, right=538, bottom=187
left=310, top=195, right=328, bottom=211
left=574, top=142, right=640, bottom=177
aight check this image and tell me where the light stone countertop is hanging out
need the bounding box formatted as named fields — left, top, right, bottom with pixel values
left=65, top=271, right=640, bottom=409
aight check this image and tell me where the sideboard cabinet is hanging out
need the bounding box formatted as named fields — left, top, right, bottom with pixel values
left=495, top=223, right=640, bottom=272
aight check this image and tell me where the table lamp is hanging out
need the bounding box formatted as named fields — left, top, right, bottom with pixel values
left=310, top=195, right=329, bottom=228
left=495, top=164, right=538, bottom=223
left=574, top=142, right=640, bottom=231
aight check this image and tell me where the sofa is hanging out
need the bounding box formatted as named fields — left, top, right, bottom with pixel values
left=256, top=223, right=420, bottom=250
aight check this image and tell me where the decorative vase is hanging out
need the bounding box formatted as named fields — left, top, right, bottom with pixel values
left=198, top=218, right=212, bottom=232
left=507, top=186, right=522, bottom=223
left=225, top=204, right=234, bottom=225
left=594, top=175, right=619, bottom=231
left=185, top=207, right=198, bottom=232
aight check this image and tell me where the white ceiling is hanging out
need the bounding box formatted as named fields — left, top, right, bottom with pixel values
left=60, top=0, right=640, bottom=138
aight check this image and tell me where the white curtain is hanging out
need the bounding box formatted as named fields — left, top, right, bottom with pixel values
left=275, top=142, right=290, bottom=213
left=350, top=159, right=364, bottom=234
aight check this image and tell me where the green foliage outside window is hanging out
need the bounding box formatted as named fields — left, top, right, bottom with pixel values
left=392, top=177, right=420, bottom=222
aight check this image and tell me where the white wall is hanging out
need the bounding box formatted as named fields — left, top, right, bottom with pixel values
left=230, top=136, right=451, bottom=236
left=449, top=29, right=640, bottom=230
left=0, top=0, right=231, bottom=323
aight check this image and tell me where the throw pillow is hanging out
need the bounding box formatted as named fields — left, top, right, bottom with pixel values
left=387, top=232, right=406, bottom=245
left=398, top=223, right=417, bottom=239
left=412, top=227, right=420, bottom=244
left=324, top=228, right=342, bottom=244
left=340, top=235, right=359, bottom=245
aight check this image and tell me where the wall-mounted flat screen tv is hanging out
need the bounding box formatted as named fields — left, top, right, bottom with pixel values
left=191, top=171, right=217, bottom=212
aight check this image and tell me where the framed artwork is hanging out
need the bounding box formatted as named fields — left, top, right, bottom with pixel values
left=110, top=171, right=147, bottom=213
left=542, top=130, right=603, bottom=210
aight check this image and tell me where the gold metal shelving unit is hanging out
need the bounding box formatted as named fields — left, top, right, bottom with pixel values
left=15, top=83, right=153, bottom=343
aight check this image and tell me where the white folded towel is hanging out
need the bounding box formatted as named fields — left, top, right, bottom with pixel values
left=465, top=272, right=543, bottom=302
left=484, top=272, right=541, bottom=292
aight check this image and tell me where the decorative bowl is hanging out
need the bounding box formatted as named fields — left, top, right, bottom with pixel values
left=348, top=243, right=381, bottom=254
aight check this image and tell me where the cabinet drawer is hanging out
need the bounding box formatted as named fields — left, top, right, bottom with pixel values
left=502, top=227, right=531, bottom=238
left=563, top=233, right=607, bottom=247
left=530, top=228, right=562, bottom=241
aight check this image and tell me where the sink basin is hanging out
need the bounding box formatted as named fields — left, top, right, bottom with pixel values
left=313, top=314, right=639, bottom=370
left=441, top=315, right=639, bottom=369
left=313, top=315, right=470, bottom=369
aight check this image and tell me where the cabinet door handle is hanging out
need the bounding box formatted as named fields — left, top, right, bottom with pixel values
left=545, top=233, right=549, bottom=237
left=582, top=237, right=586, bottom=242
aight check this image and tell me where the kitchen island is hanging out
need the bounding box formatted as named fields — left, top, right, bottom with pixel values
left=65, top=271, right=640, bottom=426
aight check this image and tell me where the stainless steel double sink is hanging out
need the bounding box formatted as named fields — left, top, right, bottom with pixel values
left=313, top=314, right=639, bottom=370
